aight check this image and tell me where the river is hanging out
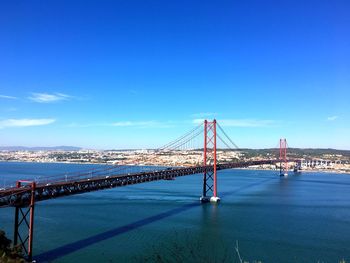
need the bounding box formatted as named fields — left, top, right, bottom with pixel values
left=0, top=162, right=349, bottom=262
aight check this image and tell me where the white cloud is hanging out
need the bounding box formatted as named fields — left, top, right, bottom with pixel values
left=29, top=92, right=71, bottom=103
left=327, top=116, right=338, bottom=121
left=193, top=118, right=275, bottom=127
left=0, top=95, right=17, bottom=100
left=0, top=118, right=55, bottom=129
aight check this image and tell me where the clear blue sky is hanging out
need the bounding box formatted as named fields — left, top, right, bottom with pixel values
left=0, top=0, right=349, bottom=149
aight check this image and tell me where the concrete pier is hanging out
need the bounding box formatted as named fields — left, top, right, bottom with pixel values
left=200, top=196, right=211, bottom=203
left=200, top=196, right=220, bottom=203
left=210, top=196, right=220, bottom=203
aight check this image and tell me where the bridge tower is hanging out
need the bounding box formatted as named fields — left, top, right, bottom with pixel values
left=13, top=181, right=36, bottom=262
left=279, top=138, right=288, bottom=176
left=200, top=119, right=220, bottom=203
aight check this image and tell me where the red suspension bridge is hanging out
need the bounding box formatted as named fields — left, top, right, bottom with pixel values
left=0, top=119, right=296, bottom=261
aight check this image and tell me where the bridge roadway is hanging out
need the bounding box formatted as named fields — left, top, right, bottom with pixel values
left=0, top=159, right=284, bottom=208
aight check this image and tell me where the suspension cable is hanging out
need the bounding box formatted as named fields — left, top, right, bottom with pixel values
left=157, top=123, right=203, bottom=151
left=217, top=123, right=240, bottom=149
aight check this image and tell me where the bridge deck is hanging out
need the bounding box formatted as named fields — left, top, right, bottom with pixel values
left=0, top=160, right=281, bottom=208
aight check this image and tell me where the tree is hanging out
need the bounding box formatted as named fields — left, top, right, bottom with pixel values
left=0, top=230, right=27, bottom=263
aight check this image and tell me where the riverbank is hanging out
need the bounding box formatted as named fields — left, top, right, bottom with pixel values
left=1, top=160, right=350, bottom=175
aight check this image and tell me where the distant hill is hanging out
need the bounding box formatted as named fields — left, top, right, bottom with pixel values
left=0, top=146, right=82, bottom=151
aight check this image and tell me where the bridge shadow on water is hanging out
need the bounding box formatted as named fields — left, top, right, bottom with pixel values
left=35, top=177, right=274, bottom=262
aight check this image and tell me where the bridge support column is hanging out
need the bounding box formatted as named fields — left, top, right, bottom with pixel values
left=279, top=138, right=288, bottom=176
left=200, top=119, right=220, bottom=203
left=13, top=181, right=36, bottom=262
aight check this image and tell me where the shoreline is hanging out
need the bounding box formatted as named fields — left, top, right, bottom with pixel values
left=1, top=160, right=349, bottom=175
left=239, top=167, right=350, bottom=175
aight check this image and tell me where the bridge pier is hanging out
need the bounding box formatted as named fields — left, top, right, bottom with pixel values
left=13, top=181, right=36, bottom=262
left=200, top=196, right=210, bottom=203
left=279, top=138, right=288, bottom=176
left=200, top=196, right=220, bottom=203
left=210, top=196, right=220, bottom=202
left=201, top=120, right=220, bottom=203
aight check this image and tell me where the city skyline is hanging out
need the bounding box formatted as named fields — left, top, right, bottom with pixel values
left=1, top=0, right=349, bottom=149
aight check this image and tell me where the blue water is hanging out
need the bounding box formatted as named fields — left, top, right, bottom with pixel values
left=1, top=162, right=350, bottom=262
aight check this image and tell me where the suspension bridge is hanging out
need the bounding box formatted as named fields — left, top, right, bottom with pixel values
left=0, top=119, right=296, bottom=261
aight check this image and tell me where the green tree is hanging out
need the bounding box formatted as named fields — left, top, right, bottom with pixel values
left=0, top=230, right=27, bottom=263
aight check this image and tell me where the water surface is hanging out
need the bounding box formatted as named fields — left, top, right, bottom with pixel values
left=0, top=162, right=349, bottom=262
